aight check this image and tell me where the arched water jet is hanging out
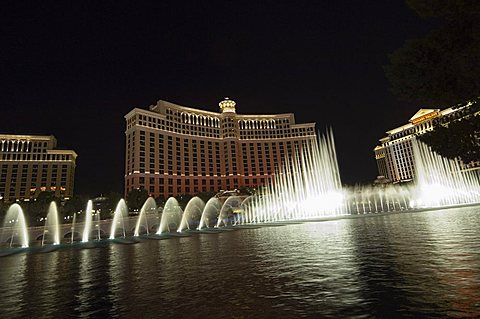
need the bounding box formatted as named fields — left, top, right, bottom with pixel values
left=157, top=197, right=182, bottom=234
left=1, top=204, right=29, bottom=248
left=110, top=199, right=128, bottom=239
left=178, top=197, right=205, bottom=232
left=198, top=197, right=221, bottom=229
left=216, top=196, right=243, bottom=227
left=42, top=202, right=60, bottom=246
left=134, top=197, right=157, bottom=236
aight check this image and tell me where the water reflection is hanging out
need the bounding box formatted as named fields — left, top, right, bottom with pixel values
left=76, top=247, right=113, bottom=317
left=423, top=209, right=480, bottom=318
left=0, top=253, right=27, bottom=315
left=108, top=243, right=136, bottom=317
left=22, top=251, right=61, bottom=317
left=0, top=207, right=479, bottom=318
left=256, top=222, right=363, bottom=316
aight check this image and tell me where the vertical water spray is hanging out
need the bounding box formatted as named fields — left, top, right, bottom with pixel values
left=412, top=139, right=480, bottom=207
left=244, top=130, right=346, bottom=222
left=82, top=200, right=93, bottom=243
left=96, top=210, right=101, bottom=240
left=71, top=213, right=77, bottom=243
left=42, top=202, right=60, bottom=246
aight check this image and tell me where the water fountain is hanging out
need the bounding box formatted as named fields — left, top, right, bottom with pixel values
left=1, top=204, right=29, bottom=248
left=216, top=196, right=243, bottom=227
left=95, top=209, right=101, bottom=240
left=134, top=197, right=157, bottom=236
left=242, top=133, right=480, bottom=223
left=109, top=199, right=128, bottom=239
left=1, top=130, right=480, bottom=255
left=82, top=200, right=93, bottom=242
left=412, top=140, right=480, bottom=208
left=42, top=202, right=60, bottom=246
left=178, top=197, right=205, bottom=232
left=198, top=197, right=222, bottom=229
left=243, top=130, right=346, bottom=223
left=71, top=213, right=77, bottom=243
left=344, top=184, right=413, bottom=214
left=157, top=197, right=182, bottom=234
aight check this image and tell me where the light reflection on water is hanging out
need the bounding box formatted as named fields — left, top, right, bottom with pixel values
left=0, top=207, right=479, bottom=318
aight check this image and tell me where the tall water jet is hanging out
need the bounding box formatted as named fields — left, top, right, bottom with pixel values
left=237, top=196, right=253, bottom=224
left=71, top=213, right=77, bottom=243
left=81, top=200, right=93, bottom=243
left=198, top=197, right=221, bottom=229
left=134, top=197, right=157, bottom=236
left=412, top=140, right=480, bottom=208
left=42, top=202, right=60, bottom=246
left=178, top=197, right=205, bottom=232
left=243, top=130, right=480, bottom=223
left=245, top=130, right=346, bottom=223
left=344, top=184, right=414, bottom=214
left=110, top=199, right=128, bottom=239
left=157, top=197, right=183, bottom=234
left=95, top=209, right=101, bottom=240
left=1, top=204, right=29, bottom=248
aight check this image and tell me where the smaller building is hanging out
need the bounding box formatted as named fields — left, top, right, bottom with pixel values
left=374, top=104, right=478, bottom=183
left=0, top=134, right=77, bottom=202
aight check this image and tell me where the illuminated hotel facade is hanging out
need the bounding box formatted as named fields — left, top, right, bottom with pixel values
left=0, top=134, right=77, bottom=202
left=374, top=104, right=479, bottom=183
left=124, top=98, right=316, bottom=198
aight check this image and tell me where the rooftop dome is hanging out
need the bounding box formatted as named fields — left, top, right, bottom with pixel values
left=219, top=97, right=236, bottom=113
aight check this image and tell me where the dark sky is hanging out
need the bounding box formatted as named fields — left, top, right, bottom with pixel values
left=0, top=1, right=433, bottom=196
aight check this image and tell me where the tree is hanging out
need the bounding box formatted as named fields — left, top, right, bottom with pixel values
left=384, top=0, right=480, bottom=107
left=155, top=195, right=166, bottom=208
left=126, top=188, right=149, bottom=212
left=175, top=194, right=193, bottom=209
left=418, top=103, right=480, bottom=162
left=405, top=0, right=480, bottom=20
left=63, top=194, right=90, bottom=217
left=385, top=1, right=480, bottom=162
left=196, top=191, right=217, bottom=203
left=25, top=191, right=60, bottom=226
left=0, top=200, right=9, bottom=225
left=238, top=186, right=255, bottom=196
left=99, top=192, right=123, bottom=219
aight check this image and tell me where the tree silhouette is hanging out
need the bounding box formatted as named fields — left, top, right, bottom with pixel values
left=385, top=0, right=480, bottom=107
left=126, top=188, right=149, bottom=211
left=385, top=0, right=480, bottom=162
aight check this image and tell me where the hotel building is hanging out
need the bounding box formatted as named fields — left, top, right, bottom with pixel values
left=124, top=98, right=316, bottom=198
left=0, top=134, right=77, bottom=202
left=374, top=104, right=479, bottom=183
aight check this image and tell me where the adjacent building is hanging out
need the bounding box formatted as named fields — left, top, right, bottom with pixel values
left=374, top=104, right=479, bottom=183
left=125, top=98, right=317, bottom=198
left=0, top=134, right=77, bottom=202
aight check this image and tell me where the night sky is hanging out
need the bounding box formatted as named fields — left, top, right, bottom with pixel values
left=1, top=1, right=434, bottom=196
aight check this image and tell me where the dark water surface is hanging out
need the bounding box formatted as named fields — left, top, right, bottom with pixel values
left=1, top=207, right=480, bottom=318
